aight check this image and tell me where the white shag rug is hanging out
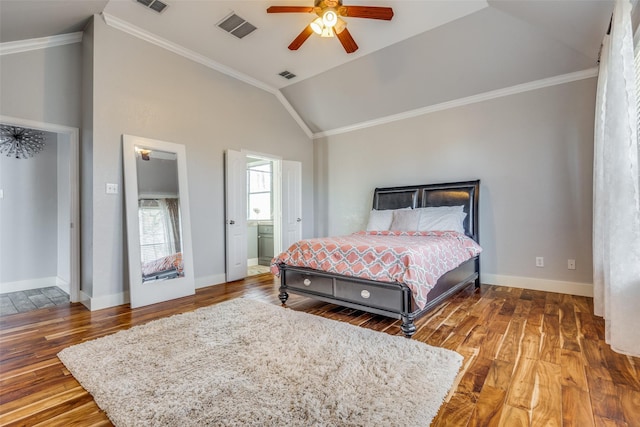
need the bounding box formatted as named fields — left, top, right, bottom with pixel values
left=58, top=298, right=462, bottom=427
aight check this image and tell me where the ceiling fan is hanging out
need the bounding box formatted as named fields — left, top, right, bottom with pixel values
left=267, top=0, right=394, bottom=54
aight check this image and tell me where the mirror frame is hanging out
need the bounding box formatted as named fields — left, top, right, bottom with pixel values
left=123, top=134, right=195, bottom=308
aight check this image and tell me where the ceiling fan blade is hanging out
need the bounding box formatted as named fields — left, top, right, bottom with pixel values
left=267, top=6, right=314, bottom=13
left=342, top=6, right=394, bottom=20
left=288, top=25, right=314, bottom=50
left=336, top=27, right=358, bottom=53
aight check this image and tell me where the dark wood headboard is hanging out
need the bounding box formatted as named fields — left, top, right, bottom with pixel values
left=372, top=180, right=480, bottom=243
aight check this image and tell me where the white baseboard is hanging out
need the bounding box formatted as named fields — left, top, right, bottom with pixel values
left=56, top=277, right=70, bottom=295
left=195, top=274, right=227, bottom=289
left=80, top=290, right=130, bottom=311
left=482, top=273, right=593, bottom=297
left=78, top=274, right=226, bottom=311
left=0, top=276, right=57, bottom=293
left=248, top=258, right=259, bottom=267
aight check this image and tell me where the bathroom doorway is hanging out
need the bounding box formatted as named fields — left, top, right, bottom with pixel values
left=224, top=149, right=301, bottom=282
left=246, top=156, right=274, bottom=276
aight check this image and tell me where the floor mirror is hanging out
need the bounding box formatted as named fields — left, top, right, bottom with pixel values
left=123, top=135, right=195, bottom=308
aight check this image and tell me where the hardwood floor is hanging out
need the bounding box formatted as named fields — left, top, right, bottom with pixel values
left=1, top=275, right=638, bottom=426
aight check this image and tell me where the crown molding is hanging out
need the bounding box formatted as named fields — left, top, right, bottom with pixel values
left=312, top=67, right=599, bottom=139
left=101, top=13, right=275, bottom=95
left=0, top=32, right=83, bottom=56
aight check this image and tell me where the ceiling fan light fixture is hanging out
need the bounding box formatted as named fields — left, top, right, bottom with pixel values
left=334, top=17, right=347, bottom=34
left=320, top=26, right=334, bottom=37
left=310, top=17, right=324, bottom=34
left=322, top=9, right=338, bottom=27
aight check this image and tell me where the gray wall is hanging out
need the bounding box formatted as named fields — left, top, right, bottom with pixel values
left=0, top=43, right=82, bottom=128
left=136, top=156, right=179, bottom=197
left=315, top=78, right=595, bottom=287
left=0, top=43, right=79, bottom=289
left=87, top=16, right=313, bottom=303
left=81, top=20, right=95, bottom=296
left=0, top=132, right=58, bottom=283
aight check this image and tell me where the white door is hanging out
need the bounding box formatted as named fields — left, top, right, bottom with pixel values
left=281, top=160, right=302, bottom=250
left=225, top=149, right=247, bottom=281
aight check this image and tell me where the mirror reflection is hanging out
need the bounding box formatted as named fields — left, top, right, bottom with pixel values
left=135, top=146, right=184, bottom=282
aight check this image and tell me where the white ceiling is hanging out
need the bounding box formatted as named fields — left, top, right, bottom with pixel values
left=0, top=0, right=615, bottom=135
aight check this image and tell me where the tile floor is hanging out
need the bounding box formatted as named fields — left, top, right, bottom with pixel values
left=247, top=265, right=271, bottom=276
left=0, top=287, right=70, bottom=316
left=0, top=268, right=272, bottom=317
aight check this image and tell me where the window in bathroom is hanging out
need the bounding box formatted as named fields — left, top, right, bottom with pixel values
left=247, top=160, right=272, bottom=220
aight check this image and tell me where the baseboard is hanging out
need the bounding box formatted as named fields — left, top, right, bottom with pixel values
left=56, top=277, right=70, bottom=295
left=248, top=258, right=259, bottom=267
left=195, top=274, right=227, bottom=289
left=78, top=275, right=226, bottom=310
left=80, top=290, right=130, bottom=311
left=482, top=273, right=593, bottom=297
left=0, top=276, right=57, bottom=293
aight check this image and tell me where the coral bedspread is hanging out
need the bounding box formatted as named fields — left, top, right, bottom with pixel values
left=271, top=231, right=482, bottom=310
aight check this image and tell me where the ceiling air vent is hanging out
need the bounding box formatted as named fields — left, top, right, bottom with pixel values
left=217, top=12, right=257, bottom=39
left=136, top=0, right=168, bottom=13
left=279, top=71, right=297, bottom=80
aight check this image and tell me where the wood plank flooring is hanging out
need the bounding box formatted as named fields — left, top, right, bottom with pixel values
left=1, top=275, right=638, bottom=426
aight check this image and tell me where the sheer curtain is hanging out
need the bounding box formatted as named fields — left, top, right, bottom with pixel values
left=163, top=198, right=182, bottom=254
left=593, top=0, right=640, bottom=357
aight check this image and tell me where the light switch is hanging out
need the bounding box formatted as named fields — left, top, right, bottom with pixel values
left=106, top=183, right=119, bottom=194
left=0, top=189, right=3, bottom=199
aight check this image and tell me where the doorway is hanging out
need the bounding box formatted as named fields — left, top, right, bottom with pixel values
left=0, top=115, right=79, bottom=313
left=246, top=156, right=275, bottom=276
left=225, top=149, right=301, bottom=282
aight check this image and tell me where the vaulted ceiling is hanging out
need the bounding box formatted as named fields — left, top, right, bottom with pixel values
left=0, top=0, right=615, bottom=136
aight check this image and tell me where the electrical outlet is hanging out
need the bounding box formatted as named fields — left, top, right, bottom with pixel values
left=536, top=257, right=544, bottom=267
left=568, top=259, right=576, bottom=270
left=106, top=183, right=119, bottom=194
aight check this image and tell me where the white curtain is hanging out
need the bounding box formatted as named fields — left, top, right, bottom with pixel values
left=593, top=0, right=640, bottom=357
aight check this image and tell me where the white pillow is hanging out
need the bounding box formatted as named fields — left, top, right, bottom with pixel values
left=418, top=210, right=467, bottom=234
left=415, top=205, right=464, bottom=214
left=390, top=209, right=422, bottom=231
left=366, top=207, right=411, bottom=231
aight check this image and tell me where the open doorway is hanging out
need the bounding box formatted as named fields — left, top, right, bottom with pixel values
left=225, top=149, right=301, bottom=282
left=0, top=116, right=79, bottom=315
left=246, top=156, right=275, bottom=276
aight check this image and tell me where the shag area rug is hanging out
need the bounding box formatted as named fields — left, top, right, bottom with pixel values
left=58, top=298, right=463, bottom=426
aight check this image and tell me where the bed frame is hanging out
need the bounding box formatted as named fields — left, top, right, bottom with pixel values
left=277, top=180, right=480, bottom=338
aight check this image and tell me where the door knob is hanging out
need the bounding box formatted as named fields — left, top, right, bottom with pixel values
left=296, top=218, right=302, bottom=222
left=229, top=220, right=235, bottom=225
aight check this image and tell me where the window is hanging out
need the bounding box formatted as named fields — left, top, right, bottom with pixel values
left=247, top=161, right=272, bottom=220
left=138, top=199, right=177, bottom=263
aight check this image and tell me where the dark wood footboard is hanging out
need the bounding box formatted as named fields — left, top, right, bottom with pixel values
left=278, top=256, right=479, bottom=338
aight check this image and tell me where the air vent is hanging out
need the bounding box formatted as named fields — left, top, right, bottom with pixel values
left=217, top=12, right=257, bottom=39
left=279, top=71, right=297, bottom=80
left=136, top=0, right=168, bottom=13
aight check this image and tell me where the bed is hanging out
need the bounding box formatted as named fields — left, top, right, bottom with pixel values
left=272, top=180, right=481, bottom=338
left=141, top=252, right=183, bottom=282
